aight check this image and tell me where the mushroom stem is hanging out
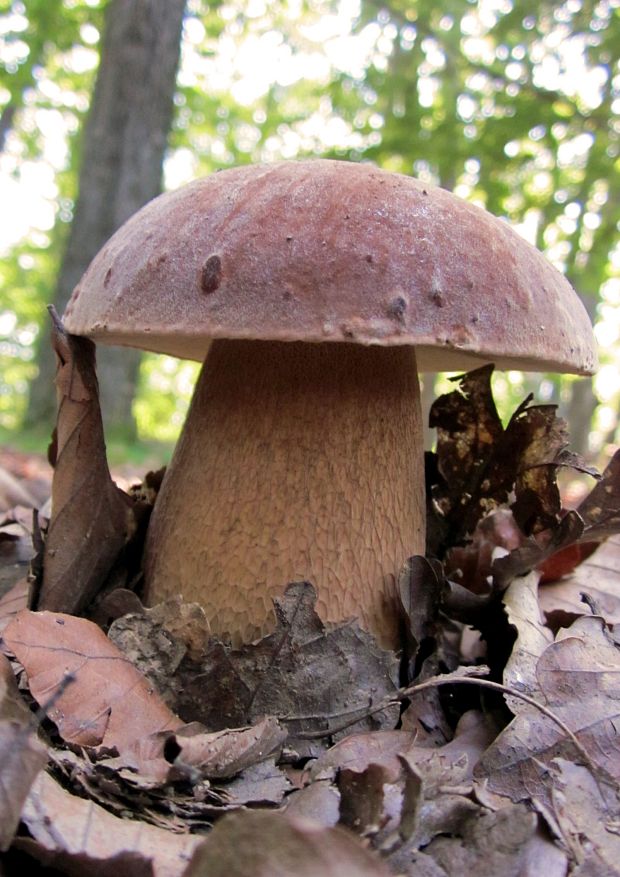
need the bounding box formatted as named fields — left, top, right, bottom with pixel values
left=143, top=339, right=425, bottom=648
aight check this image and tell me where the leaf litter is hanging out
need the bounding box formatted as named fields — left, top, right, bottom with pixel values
left=1, top=349, right=620, bottom=875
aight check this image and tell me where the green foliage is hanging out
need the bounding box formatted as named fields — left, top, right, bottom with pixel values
left=134, top=353, right=199, bottom=444
left=1, top=0, right=619, bottom=455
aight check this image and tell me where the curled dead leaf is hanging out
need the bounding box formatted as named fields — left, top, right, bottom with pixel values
left=38, top=310, right=142, bottom=614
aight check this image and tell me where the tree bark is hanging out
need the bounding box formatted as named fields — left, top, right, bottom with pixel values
left=26, top=0, right=186, bottom=437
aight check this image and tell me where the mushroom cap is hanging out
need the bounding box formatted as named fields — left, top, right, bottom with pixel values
left=63, top=159, right=596, bottom=374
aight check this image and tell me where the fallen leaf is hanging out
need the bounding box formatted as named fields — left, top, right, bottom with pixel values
left=173, top=582, right=400, bottom=755
left=283, top=780, right=341, bottom=827
left=427, top=366, right=592, bottom=556
left=443, top=508, right=525, bottom=596
left=220, top=758, right=291, bottom=806
left=107, top=611, right=188, bottom=708
left=0, top=654, right=47, bottom=850
left=421, top=803, right=538, bottom=876
left=539, top=534, right=620, bottom=627
left=537, top=540, right=599, bottom=584
left=398, top=556, right=443, bottom=667
left=577, top=448, right=620, bottom=542
left=492, top=511, right=584, bottom=590
left=1, top=609, right=182, bottom=750
left=182, top=810, right=392, bottom=876
left=172, top=716, right=286, bottom=779
left=502, top=571, right=553, bottom=709
left=476, top=615, right=620, bottom=805
left=111, top=715, right=287, bottom=783
left=19, top=769, right=200, bottom=877
left=107, top=598, right=211, bottom=705
left=0, top=507, right=35, bottom=598
left=550, top=759, right=620, bottom=877
left=338, top=762, right=398, bottom=838
left=37, top=311, right=139, bottom=614
left=44, top=745, right=232, bottom=830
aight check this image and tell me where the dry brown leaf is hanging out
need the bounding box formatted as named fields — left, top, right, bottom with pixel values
left=421, top=803, right=538, bottom=876
left=38, top=312, right=137, bottom=614
left=0, top=506, right=35, bottom=600
left=110, top=715, right=287, bottom=783
left=283, top=780, right=341, bottom=827
left=550, top=759, right=620, bottom=876
left=309, top=711, right=491, bottom=785
left=502, top=571, right=553, bottom=709
left=221, top=758, right=292, bottom=806
left=539, top=534, right=620, bottom=627
left=303, top=711, right=495, bottom=856
left=107, top=598, right=211, bottom=707
left=173, top=582, right=400, bottom=755
left=476, top=615, right=620, bottom=804
left=42, top=744, right=233, bottom=831
left=0, top=653, right=47, bottom=850
left=427, top=366, right=592, bottom=557
left=182, top=810, right=392, bottom=877
left=20, top=769, right=200, bottom=877
left=1, top=609, right=182, bottom=750
left=577, top=448, right=620, bottom=542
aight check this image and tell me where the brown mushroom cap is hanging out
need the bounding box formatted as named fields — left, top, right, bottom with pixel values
left=63, top=159, right=597, bottom=375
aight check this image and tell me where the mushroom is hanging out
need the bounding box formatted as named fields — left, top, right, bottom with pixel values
left=62, top=160, right=597, bottom=648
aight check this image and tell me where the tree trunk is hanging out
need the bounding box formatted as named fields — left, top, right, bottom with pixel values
left=26, top=0, right=186, bottom=437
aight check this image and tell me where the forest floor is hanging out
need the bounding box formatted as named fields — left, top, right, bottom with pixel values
left=0, top=358, right=619, bottom=876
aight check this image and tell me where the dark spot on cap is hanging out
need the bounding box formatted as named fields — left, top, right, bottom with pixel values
left=201, top=255, right=222, bottom=294
left=283, top=291, right=292, bottom=301
left=431, top=290, right=445, bottom=307
left=422, top=189, right=428, bottom=196
left=365, top=254, right=374, bottom=264
left=103, top=268, right=112, bottom=288
left=387, top=296, right=407, bottom=321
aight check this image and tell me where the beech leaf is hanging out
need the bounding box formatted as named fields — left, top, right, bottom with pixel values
left=1, top=609, right=182, bottom=750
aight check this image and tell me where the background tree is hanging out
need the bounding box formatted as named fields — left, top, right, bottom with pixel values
left=24, top=0, right=187, bottom=436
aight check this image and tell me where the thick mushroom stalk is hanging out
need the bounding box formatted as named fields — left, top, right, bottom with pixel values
left=143, top=339, right=425, bottom=648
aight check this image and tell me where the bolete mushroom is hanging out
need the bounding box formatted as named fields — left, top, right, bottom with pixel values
left=63, top=160, right=597, bottom=648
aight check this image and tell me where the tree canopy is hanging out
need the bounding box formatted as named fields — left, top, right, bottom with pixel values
left=0, top=0, right=618, bottom=453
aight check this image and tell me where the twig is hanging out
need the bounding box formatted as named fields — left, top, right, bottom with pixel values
left=289, top=668, right=595, bottom=772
